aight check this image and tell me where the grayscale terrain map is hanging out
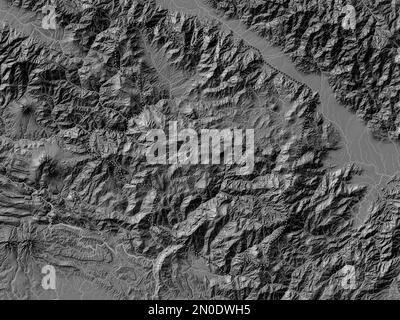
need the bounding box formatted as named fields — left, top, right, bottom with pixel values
left=1, top=0, right=400, bottom=300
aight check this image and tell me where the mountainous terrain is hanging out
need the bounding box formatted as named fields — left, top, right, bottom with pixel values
left=0, top=0, right=399, bottom=300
